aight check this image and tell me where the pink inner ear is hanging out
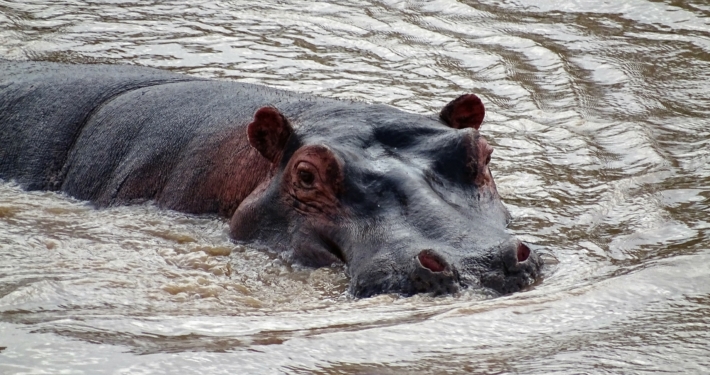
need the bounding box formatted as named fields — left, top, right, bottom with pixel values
left=440, top=94, right=486, bottom=130
left=247, top=107, right=292, bottom=163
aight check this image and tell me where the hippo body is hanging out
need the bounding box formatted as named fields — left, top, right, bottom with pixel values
left=0, top=59, right=541, bottom=297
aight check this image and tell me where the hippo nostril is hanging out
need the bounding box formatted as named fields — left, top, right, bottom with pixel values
left=417, top=250, right=447, bottom=273
left=410, top=250, right=459, bottom=295
left=517, top=242, right=530, bottom=262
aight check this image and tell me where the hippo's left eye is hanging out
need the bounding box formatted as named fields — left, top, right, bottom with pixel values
left=295, top=161, right=318, bottom=188
left=299, top=170, right=315, bottom=186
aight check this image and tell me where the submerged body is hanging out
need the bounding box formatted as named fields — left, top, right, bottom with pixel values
left=0, top=60, right=541, bottom=297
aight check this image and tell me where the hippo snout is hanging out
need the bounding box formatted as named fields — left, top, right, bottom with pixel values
left=413, top=241, right=541, bottom=297
left=349, top=239, right=542, bottom=298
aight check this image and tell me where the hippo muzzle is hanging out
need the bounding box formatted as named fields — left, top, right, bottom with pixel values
left=345, top=225, right=542, bottom=297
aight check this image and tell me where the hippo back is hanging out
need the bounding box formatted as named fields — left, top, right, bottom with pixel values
left=0, top=60, right=339, bottom=215
left=0, top=60, right=197, bottom=191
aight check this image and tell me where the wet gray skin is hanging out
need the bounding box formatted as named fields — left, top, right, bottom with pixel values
left=0, top=60, right=541, bottom=298
left=230, top=103, right=542, bottom=298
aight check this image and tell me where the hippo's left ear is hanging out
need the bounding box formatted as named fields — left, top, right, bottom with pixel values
left=439, top=94, right=485, bottom=130
left=247, top=107, right=294, bottom=163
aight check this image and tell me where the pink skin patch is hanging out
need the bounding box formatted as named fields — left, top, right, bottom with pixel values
left=418, top=250, right=446, bottom=273
left=517, top=243, right=531, bottom=262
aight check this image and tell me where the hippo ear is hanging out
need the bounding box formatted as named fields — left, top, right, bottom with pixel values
left=439, top=94, right=485, bottom=130
left=247, top=107, right=294, bottom=163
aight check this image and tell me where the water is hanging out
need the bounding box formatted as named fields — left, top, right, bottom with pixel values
left=1, top=0, right=709, bottom=373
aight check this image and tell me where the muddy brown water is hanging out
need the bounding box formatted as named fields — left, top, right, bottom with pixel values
left=0, top=0, right=709, bottom=373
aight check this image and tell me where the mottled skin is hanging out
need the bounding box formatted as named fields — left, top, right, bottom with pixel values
left=0, top=60, right=542, bottom=297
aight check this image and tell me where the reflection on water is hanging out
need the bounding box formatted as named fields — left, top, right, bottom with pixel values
left=1, top=0, right=709, bottom=373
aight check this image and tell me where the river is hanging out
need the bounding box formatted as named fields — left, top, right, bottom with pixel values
left=0, top=0, right=708, bottom=373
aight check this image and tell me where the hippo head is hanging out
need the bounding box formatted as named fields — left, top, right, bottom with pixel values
left=230, top=95, right=542, bottom=297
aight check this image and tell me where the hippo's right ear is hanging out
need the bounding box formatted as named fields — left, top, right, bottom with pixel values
left=439, top=94, right=485, bottom=130
left=247, top=107, right=294, bottom=163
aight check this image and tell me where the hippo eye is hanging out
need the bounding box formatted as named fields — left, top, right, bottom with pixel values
left=294, top=161, right=320, bottom=189
left=299, top=170, right=315, bottom=186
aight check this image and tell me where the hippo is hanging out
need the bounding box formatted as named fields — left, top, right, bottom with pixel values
left=0, top=59, right=542, bottom=297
